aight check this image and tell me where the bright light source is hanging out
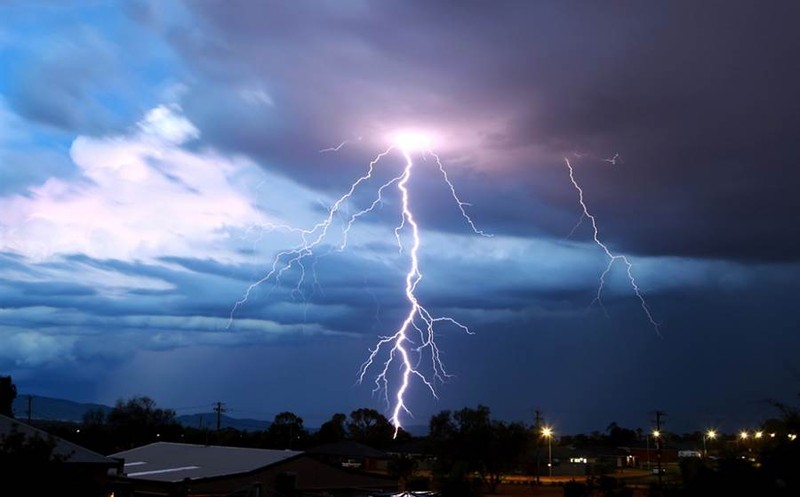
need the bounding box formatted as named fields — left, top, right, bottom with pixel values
left=390, top=130, right=435, bottom=152
left=755, top=431, right=763, bottom=439
left=541, top=426, right=553, bottom=437
left=652, top=430, right=661, bottom=438
left=740, top=431, right=749, bottom=439
left=706, top=430, right=717, bottom=439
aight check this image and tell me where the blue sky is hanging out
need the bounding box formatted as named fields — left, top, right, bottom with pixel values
left=2, top=1, right=799, bottom=435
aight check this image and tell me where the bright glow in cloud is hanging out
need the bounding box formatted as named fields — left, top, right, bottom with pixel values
left=389, top=129, right=437, bottom=152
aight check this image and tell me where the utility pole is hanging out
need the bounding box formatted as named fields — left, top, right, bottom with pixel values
left=654, top=410, right=665, bottom=490
left=534, top=409, right=543, bottom=485
left=214, top=402, right=225, bottom=431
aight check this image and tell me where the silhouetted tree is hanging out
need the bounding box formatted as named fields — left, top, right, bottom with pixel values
left=107, top=396, right=181, bottom=450
left=264, top=411, right=307, bottom=449
left=759, top=398, right=800, bottom=493
left=315, top=412, right=347, bottom=444
left=0, top=376, right=17, bottom=418
left=82, top=407, right=106, bottom=426
left=606, top=421, right=639, bottom=447
left=72, top=407, right=112, bottom=453
left=428, top=405, right=529, bottom=494
left=0, top=423, right=106, bottom=496
left=347, top=408, right=395, bottom=447
left=0, top=424, right=64, bottom=494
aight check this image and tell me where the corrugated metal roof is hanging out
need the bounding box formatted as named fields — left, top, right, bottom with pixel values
left=0, top=414, right=119, bottom=466
left=110, top=442, right=303, bottom=482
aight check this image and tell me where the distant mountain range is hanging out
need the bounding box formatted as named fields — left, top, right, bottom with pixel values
left=175, top=412, right=271, bottom=432
left=10, top=395, right=270, bottom=432
left=12, top=394, right=112, bottom=423
left=9, top=394, right=428, bottom=435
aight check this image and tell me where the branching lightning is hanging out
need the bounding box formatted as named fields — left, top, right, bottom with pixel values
left=602, top=153, right=622, bottom=166
left=319, top=136, right=362, bottom=153
left=564, top=158, right=661, bottom=336
left=230, top=134, right=489, bottom=436
left=231, top=134, right=656, bottom=437
left=357, top=145, right=491, bottom=437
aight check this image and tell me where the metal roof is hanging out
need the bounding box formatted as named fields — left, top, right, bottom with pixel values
left=110, top=442, right=303, bottom=482
left=0, top=414, right=119, bottom=466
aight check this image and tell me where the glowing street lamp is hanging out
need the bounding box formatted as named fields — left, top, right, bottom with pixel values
left=541, top=427, right=553, bottom=477
left=703, top=430, right=717, bottom=457
left=652, top=430, right=663, bottom=481
left=645, top=430, right=661, bottom=470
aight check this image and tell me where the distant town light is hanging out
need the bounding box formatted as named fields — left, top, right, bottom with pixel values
left=740, top=431, right=749, bottom=440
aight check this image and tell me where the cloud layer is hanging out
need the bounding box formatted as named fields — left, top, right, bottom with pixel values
left=1, top=1, right=799, bottom=432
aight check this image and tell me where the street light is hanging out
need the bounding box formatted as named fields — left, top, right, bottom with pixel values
left=646, top=430, right=660, bottom=470
left=703, top=430, right=717, bottom=458
left=652, top=430, right=663, bottom=485
left=541, top=427, right=553, bottom=478
left=739, top=430, right=750, bottom=457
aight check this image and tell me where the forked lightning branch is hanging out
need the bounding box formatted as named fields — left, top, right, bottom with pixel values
left=231, top=130, right=490, bottom=437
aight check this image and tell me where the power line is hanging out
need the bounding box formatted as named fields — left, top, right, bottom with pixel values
left=214, top=402, right=226, bottom=431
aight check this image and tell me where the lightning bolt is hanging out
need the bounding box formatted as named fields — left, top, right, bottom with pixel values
left=228, top=148, right=394, bottom=323
left=319, top=136, right=362, bottom=153
left=564, top=158, right=661, bottom=336
left=602, top=153, right=622, bottom=166
left=356, top=147, right=490, bottom=437
left=230, top=136, right=488, bottom=437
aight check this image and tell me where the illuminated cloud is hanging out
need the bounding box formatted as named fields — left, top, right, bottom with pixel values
left=0, top=104, right=267, bottom=263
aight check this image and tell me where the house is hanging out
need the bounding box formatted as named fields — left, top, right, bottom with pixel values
left=109, top=441, right=398, bottom=497
left=529, top=445, right=636, bottom=477
left=627, top=444, right=680, bottom=466
left=0, top=413, right=122, bottom=496
left=384, top=438, right=436, bottom=472
left=306, top=439, right=391, bottom=471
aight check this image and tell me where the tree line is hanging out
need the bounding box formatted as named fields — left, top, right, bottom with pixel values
left=3, top=375, right=800, bottom=496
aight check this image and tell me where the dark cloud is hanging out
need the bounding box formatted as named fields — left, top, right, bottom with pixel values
left=8, top=27, right=126, bottom=133
left=165, top=1, right=800, bottom=263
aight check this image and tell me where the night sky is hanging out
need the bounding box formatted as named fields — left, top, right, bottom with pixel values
left=2, top=1, right=799, bottom=436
